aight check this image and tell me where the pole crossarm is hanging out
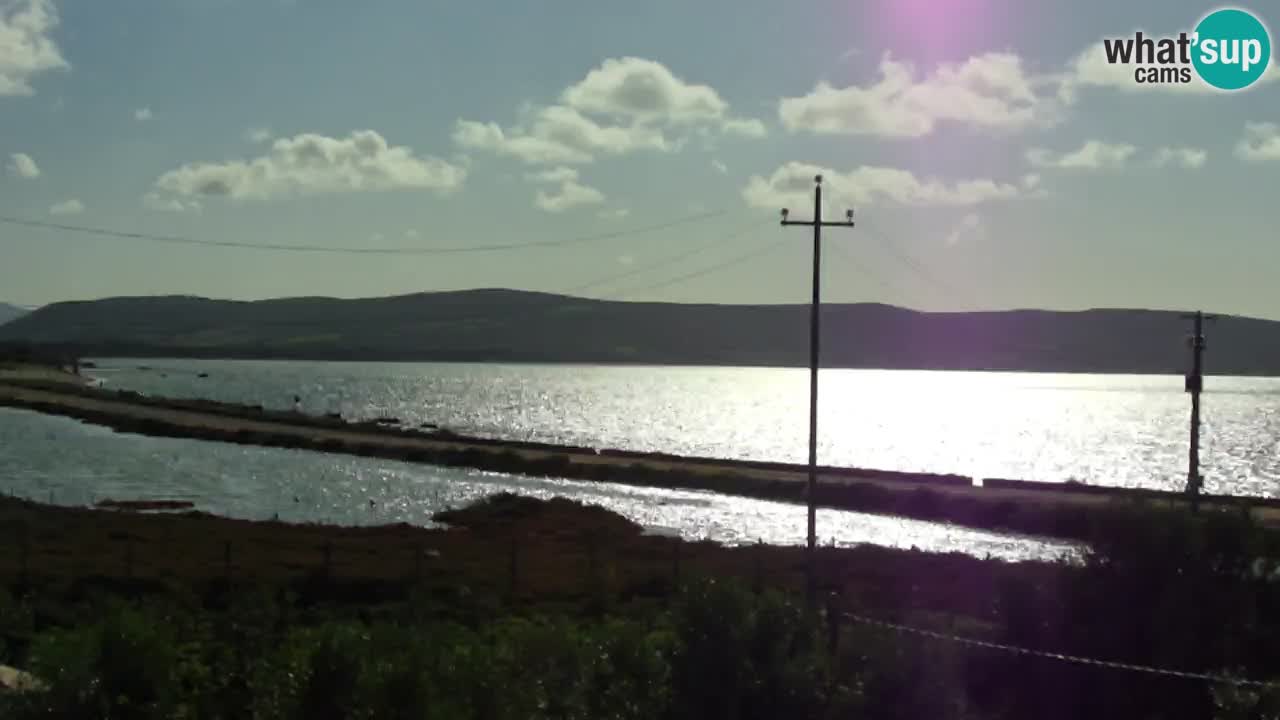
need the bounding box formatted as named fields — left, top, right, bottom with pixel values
left=778, top=174, right=856, bottom=607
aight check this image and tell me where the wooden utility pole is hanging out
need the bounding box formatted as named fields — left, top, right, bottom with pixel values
left=1182, top=310, right=1216, bottom=511
left=780, top=175, right=855, bottom=606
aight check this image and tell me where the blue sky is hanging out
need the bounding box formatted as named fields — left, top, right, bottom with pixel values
left=1, top=0, right=1279, bottom=319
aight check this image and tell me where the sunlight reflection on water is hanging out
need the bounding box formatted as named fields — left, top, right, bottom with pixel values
left=83, top=360, right=1280, bottom=497
left=0, top=408, right=1078, bottom=563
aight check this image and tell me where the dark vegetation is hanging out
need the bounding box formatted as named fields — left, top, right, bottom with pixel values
left=4, top=289, right=1280, bottom=373
left=2, top=493, right=1280, bottom=718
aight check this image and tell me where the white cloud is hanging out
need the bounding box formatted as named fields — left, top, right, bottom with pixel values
left=779, top=52, right=1054, bottom=138
left=599, top=208, right=631, bottom=220
left=743, top=162, right=1021, bottom=211
left=618, top=254, right=634, bottom=265
left=1235, top=122, right=1280, bottom=162
left=0, top=0, right=68, bottom=97
left=6, top=151, right=38, bottom=178
left=152, top=129, right=466, bottom=201
left=1152, top=146, right=1207, bottom=169
left=48, top=198, right=83, bottom=215
left=711, top=159, right=728, bottom=174
left=525, top=165, right=578, bottom=184
left=1060, top=40, right=1280, bottom=102
left=944, top=212, right=985, bottom=246
left=453, top=108, right=667, bottom=166
left=1026, top=140, right=1136, bottom=170
left=143, top=192, right=201, bottom=213
left=247, top=127, right=273, bottom=143
left=562, top=56, right=731, bottom=125
left=370, top=232, right=385, bottom=242
left=457, top=57, right=763, bottom=166
left=535, top=180, right=605, bottom=213
left=134, top=107, right=152, bottom=121
left=404, top=228, right=419, bottom=239
left=721, top=117, right=767, bottom=138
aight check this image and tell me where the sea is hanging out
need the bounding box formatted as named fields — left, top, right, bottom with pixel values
left=3, top=359, right=1278, bottom=561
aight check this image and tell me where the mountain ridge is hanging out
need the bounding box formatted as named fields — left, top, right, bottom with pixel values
left=2, top=289, right=1277, bottom=375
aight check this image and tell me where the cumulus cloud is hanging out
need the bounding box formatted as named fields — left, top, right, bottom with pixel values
left=134, top=107, right=152, bottom=121
left=535, top=179, right=605, bottom=213
left=453, top=107, right=667, bottom=166
left=743, top=162, right=1021, bottom=211
left=720, top=117, right=767, bottom=138
left=711, top=159, right=728, bottom=174
left=562, top=57, right=728, bottom=123
left=247, top=127, right=272, bottom=143
left=1026, top=140, right=1136, bottom=170
left=6, top=151, right=38, bottom=178
left=0, top=0, right=68, bottom=97
left=1152, top=146, right=1207, bottom=169
left=599, top=208, right=631, bottom=220
left=1235, top=122, right=1280, bottom=162
left=456, top=57, right=764, bottom=166
left=151, top=130, right=466, bottom=202
left=48, top=198, right=83, bottom=215
left=779, top=52, right=1055, bottom=138
left=143, top=192, right=201, bottom=213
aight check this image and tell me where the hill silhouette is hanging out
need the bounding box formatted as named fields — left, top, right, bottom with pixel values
left=0, top=303, right=28, bottom=327
left=1, top=289, right=1278, bottom=374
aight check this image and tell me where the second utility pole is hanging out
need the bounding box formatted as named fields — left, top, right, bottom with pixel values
left=781, top=175, right=855, bottom=607
left=1182, top=309, right=1216, bottom=511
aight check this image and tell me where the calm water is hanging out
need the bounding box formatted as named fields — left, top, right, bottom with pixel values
left=0, top=408, right=1076, bottom=562
left=84, top=359, right=1280, bottom=497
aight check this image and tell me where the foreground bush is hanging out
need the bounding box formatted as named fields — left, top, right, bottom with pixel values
left=0, top=580, right=862, bottom=720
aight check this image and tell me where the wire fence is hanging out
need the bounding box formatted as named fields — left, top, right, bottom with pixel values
left=837, top=610, right=1279, bottom=689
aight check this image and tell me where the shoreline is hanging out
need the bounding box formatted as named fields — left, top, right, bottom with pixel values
left=1, top=377, right=1273, bottom=542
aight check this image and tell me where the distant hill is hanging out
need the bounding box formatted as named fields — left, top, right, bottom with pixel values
left=0, top=303, right=29, bottom=327
left=1, top=289, right=1278, bottom=375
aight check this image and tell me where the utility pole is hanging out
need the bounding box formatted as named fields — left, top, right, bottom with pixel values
left=1182, top=310, right=1216, bottom=511
left=781, top=175, right=855, bottom=607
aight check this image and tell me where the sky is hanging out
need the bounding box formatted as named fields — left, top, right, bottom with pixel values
left=1, top=0, right=1279, bottom=318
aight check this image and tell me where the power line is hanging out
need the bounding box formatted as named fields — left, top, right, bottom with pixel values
left=823, top=241, right=905, bottom=299
left=561, top=218, right=770, bottom=295
left=858, top=219, right=971, bottom=306
left=609, top=228, right=783, bottom=298
left=844, top=611, right=1278, bottom=688
left=0, top=209, right=726, bottom=256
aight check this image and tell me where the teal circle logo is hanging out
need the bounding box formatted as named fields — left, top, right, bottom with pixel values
left=1192, top=8, right=1271, bottom=90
